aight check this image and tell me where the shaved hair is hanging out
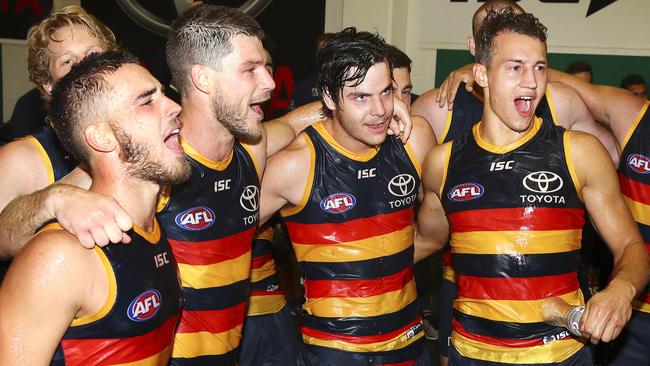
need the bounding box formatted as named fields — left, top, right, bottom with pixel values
left=472, top=0, right=525, bottom=36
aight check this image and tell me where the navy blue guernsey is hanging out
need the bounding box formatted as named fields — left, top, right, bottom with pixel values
left=50, top=220, right=182, bottom=365
left=26, top=126, right=77, bottom=183
left=281, top=121, right=424, bottom=363
left=157, top=139, right=260, bottom=365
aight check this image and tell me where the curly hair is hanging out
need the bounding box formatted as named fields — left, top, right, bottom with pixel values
left=27, top=6, right=117, bottom=98
left=474, top=8, right=547, bottom=67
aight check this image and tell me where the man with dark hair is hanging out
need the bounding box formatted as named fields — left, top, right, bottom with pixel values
left=259, top=27, right=435, bottom=365
left=620, top=74, right=647, bottom=99
left=416, top=9, right=648, bottom=366
left=566, top=60, right=593, bottom=83
left=0, top=51, right=187, bottom=365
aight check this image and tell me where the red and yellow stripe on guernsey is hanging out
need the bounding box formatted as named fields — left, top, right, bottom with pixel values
left=619, top=173, right=650, bottom=312
left=448, top=207, right=586, bottom=362
left=61, top=316, right=178, bottom=366
left=301, top=317, right=423, bottom=353
left=287, top=209, right=414, bottom=263
left=248, top=227, right=286, bottom=316
left=172, top=303, right=246, bottom=359
left=442, top=249, right=455, bottom=283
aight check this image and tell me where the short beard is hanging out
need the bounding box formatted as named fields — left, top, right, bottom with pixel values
left=114, top=127, right=190, bottom=185
left=211, top=86, right=262, bottom=141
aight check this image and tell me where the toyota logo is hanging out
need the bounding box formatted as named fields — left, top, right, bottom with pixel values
left=523, top=171, right=563, bottom=194
left=116, top=0, right=273, bottom=36
left=388, top=174, right=416, bottom=197
left=240, top=185, right=259, bottom=212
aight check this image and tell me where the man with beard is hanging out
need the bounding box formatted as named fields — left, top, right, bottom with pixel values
left=0, top=6, right=130, bottom=261
left=0, top=51, right=189, bottom=364
left=416, top=9, right=649, bottom=365
left=259, top=27, right=436, bottom=365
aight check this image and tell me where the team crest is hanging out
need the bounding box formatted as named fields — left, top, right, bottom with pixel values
left=175, top=206, right=215, bottom=231
left=448, top=183, right=485, bottom=202
left=127, top=289, right=161, bottom=322
left=627, top=154, right=650, bottom=174
left=320, top=193, right=356, bottom=214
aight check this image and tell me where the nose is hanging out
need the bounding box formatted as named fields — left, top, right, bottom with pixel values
left=370, top=96, right=387, bottom=117
left=163, top=95, right=182, bottom=118
left=259, top=67, right=275, bottom=93
left=520, top=67, right=538, bottom=89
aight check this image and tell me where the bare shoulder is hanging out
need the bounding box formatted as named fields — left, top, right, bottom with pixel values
left=408, top=115, right=436, bottom=166
left=267, top=131, right=311, bottom=173
left=412, top=88, right=450, bottom=136
left=566, top=130, right=616, bottom=181
left=0, top=138, right=51, bottom=209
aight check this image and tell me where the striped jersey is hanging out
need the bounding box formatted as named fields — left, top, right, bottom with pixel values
left=51, top=220, right=181, bottom=365
left=157, top=139, right=260, bottom=365
left=616, top=100, right=650, bottom=313
left=281, top=122, right=424, bottom=362
left=439, top=84, right=559, bottom=284
left=247, top=226, right=286, bottom=316
left=441, top=117, right=586, bottom=364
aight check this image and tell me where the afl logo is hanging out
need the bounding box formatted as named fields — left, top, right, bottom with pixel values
left=448, top=183, right=485, bottom=201
left=523, top=171, right=564, bottom=193
left=320, top=193, right=356, bottom=214
left=388, top=174, right=416, bottom=197
left=127, top=289, right=161, bottom=322
left=627, top=154, right=650, bottom=174
left=175, top=206, right=215, bottom=231
left=240, top=185, right=260, bottom=212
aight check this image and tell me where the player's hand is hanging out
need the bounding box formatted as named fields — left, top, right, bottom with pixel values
left=580, top=279, right=635, bottom=344
left=47, top=184, right=133, bottom=248
left=388, top=97, right=413, bottom=144
left=435, top=63, right=475, bottom=110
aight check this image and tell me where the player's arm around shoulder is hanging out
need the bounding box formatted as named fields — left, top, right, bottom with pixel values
left=414, top=141, right=450, bottom=263
left=259, top=132, right=312, bottom=226
left=0, top=138, right=50, bottom=210
left=0, top=229, right=107, bottom=364
left=407, top=115, right=437, bottom=169
left=568, top=130, right=650, bottom=343
left=263, top=101, right=324, bottom=157
left=411, top=88, right=449, bottom=140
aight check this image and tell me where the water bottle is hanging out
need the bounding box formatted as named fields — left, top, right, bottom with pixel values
left=541, top=297, right=585, bottom=338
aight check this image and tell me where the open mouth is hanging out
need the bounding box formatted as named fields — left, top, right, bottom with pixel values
left=249, top=102, right=265, bottom=118
left=164, top=126, right=183, bottom=154
left=514, top=96, right=534, bottom=117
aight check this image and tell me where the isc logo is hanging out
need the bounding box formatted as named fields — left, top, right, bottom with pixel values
left=627, top=154, right=650, bottom=174
left=320, top=193, right=356, bottom=214
left=175, top=206, right=215, bottom=231
left=448, top=183, right=485, bottom=201
left=127, top=289, right=161, bottom=322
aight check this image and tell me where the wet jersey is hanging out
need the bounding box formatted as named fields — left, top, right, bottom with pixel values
left=617, top=100, right=650, bottom=313
left=25, top=126, right=77, bottom=183
left=157, top=140, right=260, bottom=366
left=50, top=220, right=181, bottom=365
left=247, top=226, right=286, bottom=316
left=439, top=84, right=559, bottom=284
left=441, top=117, right=586, bottom=364
left=281, top=122, right=424, bottom=361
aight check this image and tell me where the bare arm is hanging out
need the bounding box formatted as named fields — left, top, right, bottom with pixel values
left=435, top=63, right=475, bottom=110
left=569, top=131, right=650, bottom=344
left=550, top=82, right=620, bottom=165
left=0, top=182, right=133, bottom=259
left=0, top=231, right=105, bottom=364
left=414, top=143, right=451, bottom=262
left=263, top=101, right=323, bottom=157
left=258, top=135, right=311, bottom=226
left=548, top=69, right=646, bottom=145
left=411, top=88, right=453, bottom=142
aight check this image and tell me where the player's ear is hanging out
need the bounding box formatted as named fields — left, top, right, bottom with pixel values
left=190, top=64, right=211, bottom=94
left=474, top=63, right=488, bottom=88
left=322, top=88, right=337, bottom=113
left=85, top=123, right=117, bottom=153
left=467, top=36, right=476, bottom=56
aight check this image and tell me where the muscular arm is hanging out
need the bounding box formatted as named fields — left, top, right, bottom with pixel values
left=550, top=82, right=620, bottom=165
left=258, top=135, right=311, bottom=226
left=411, top=88, right=452, bottom=142
left=0, top=163, right=132, bottom=258
left=570, top=131, right=650, bottom=343
left=263, top=101, right=323, bottom=157
left=414, top=143, right=451, bottom=262
left=548, top=69, right=646, bottom=146
left=0, top=231, right=105, bottom=364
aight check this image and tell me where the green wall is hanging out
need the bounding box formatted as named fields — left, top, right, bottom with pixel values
left=434, top=49, right=650, bottom=88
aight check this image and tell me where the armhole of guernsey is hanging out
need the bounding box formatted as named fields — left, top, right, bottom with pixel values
left=620, top=101, right=650, bottom=152
left=133, top=219, right=161, bottom=244
left=281, top=133, right=316, bottom=217
left=25, top=136, right=55, bottom=184
left=545, top=85, right=560, bottom=126
left=70, top=246, right=117, bottom=327
left=563, top=132, right=584, bottom=203
left=404, top=141, right=422, bottom=177
left=241, top=142, right=262, bottom=179
left=156, top=185, right=172, bottom=213
left=438, top=142, right=454, bottom=198
left=439, top=110, right=453, bottom=144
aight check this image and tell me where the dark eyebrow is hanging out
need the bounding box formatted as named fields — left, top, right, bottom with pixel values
left=135, top=87, right=157, bottom=102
